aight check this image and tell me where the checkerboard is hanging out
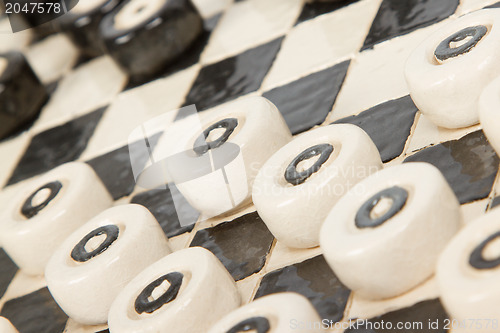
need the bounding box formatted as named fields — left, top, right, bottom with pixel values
left=1, top=0, right=500, bottom=332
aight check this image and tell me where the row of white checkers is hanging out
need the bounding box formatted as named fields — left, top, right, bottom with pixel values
left=0, top=160, right=324, bottom=331
left=0, top=88, right=498, bottom=329
left=405, top=8, right=500, bottom=158
left=0, top=159, right=323, bottom=331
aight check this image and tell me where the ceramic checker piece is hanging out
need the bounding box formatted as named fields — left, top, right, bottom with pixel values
left=0, top=162, right=113, bottom=276
left=152, top=96, right=292, bottom=219
left=100, top=0, right=203, bottom=81
left=320, top=162, right=462, bottom=300
left=207, top=293, right=323, bottom=333
left=45, top=204, right=172, bottom=325
left=57, top=0, right=122, bottom=57
left=252, top=124, right=383, bottom=248
left=108, top=247, right=240, bottom=333
left=437, top=208, right=500, bottom=330
left=405, top=9, right=500, bottom=129
left=479, top=75, right=500, bottom=157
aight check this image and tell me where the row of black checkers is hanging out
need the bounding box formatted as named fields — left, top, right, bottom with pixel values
left=0, top=0, right=204, bottom=140
left=60, top=0, right=203, bottom=79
